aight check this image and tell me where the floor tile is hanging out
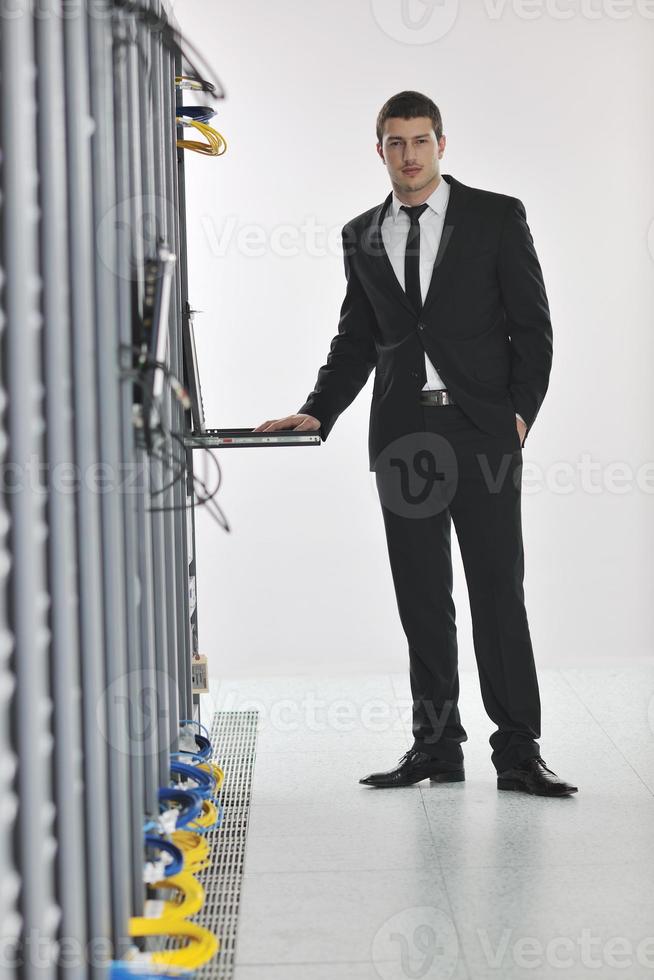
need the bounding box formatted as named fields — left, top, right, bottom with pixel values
left=235, top=866, right=464, bottom=975
left=446, top=862, right=654, bottom=979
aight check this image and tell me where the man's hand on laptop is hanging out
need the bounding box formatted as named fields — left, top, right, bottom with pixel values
left=252, top=413, right=321, bottom=433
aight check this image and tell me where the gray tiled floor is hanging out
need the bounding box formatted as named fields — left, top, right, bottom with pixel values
left=204, top=662, right=654, bottom=979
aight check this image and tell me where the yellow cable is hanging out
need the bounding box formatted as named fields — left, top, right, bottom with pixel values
left=172, top=830, right=211, bottom=872
left=176, top=119, right=227, bottom=157
left=186, top=798, right=218, bottom=832
left=197, top=761, right=224, bottom=792
left=128, top=918, right=219, bottom=970
left=175, top=74, right=204, bottom=90
left=145, top=870, right=205, bottom=922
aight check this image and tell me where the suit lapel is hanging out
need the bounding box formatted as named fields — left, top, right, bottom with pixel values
left=360, top=174, right=471, bottom=319
left=421, top=174, right=470, bottom=317
left=361, top=192, right=415, bottom=316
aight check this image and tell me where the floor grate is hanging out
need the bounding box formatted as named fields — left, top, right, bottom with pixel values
left=166, top=709, right=259, bottom=979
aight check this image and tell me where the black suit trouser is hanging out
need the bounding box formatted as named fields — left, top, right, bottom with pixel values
left=374, top=402, right=542, bottom=773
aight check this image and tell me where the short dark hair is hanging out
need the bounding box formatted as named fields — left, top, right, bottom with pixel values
left=376, top=91, right=443, bottom=144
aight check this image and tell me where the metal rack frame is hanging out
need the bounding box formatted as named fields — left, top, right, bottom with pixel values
left=0, top=0, right=207, bottom=974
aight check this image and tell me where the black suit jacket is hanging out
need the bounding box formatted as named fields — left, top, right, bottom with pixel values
left=297, top=173, right=553, bottom=472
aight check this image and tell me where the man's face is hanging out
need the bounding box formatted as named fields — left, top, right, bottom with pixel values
left=377, top=116, right=445, bottom=197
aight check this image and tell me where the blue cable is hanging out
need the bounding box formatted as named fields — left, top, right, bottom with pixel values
left=110, top=963, right=192, bottom=980
left=192, top=734, right=212, bottom=759
left=170, top=760, right=216, bottom=798
left=180, top=718, right=211, bottom=740
left=177, top=105, right=216, bottom=124
left=172, top=734, right=211, bottom=762
left=187, top=797, right=223, bottom=836
left=158, top=787, right=203, bottom=828
left=170, top=751, right=205, bottom=765
left=144, top=835, right=184, bottom=878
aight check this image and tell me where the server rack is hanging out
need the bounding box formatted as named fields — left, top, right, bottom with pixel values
left=0, top=0, right=217, bottom=975
left=37, top=3, right=90, bottom=977
left=2, top=4, right=60, bottom=979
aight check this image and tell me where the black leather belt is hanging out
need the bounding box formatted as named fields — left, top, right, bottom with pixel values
left=419, top=389, right=456, bottom=406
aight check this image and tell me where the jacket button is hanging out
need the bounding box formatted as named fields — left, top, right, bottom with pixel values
left=411, top=370, right=418, bottom=378
left=417, top=322, right=425, bottom=331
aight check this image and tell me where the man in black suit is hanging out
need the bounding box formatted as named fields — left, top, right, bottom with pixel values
left=254, top=91, right=577, bottom=797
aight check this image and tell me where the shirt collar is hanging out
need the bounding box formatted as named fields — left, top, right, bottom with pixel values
left=389, top=175, right=450, bottom=222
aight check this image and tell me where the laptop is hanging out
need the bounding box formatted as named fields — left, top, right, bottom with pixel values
left=181, top=311, right=321, bottom=450
left=184, top=427, right=322, bottom=449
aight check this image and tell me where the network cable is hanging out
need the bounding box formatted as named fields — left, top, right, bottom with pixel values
left=127, top=918, right=219, bottom=970
left=143, top=870, right=205, bottom=922
left=146, top=431, right=228, bottom=530
left=111, top=0, right=226, bottom=98
left=171, top=829, right=211, bottom=873
left=173, top=734, right=212, bottom=762
left=179, top=718, right=211, bottom=739
left=186, top=798, right=221, bottom=835
left=176, top=118, right=227, bottom=157
left=177, top=105, right=216, bottom=124
left=119, top=345, right=230, bottom=530
left=175, top=73, right=214, bottom=92
left=158, top=787, right=203, bottom=829
left=170, top=759, right=216, bottom=799
left=144, top=835, right=184, bottom=879
left=197, top=760, right=224, bottom=793
left=147, top=427, right=230, bottom=532
left=110, top=961, right=184, bottom=980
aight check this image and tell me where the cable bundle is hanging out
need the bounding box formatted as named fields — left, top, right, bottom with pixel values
left=170, top=759, right=216, bottom=799
left=120, top=721, right=225, bottom=970
left=175, top=118, right=227, bottom=157
left=171, top=830, right=211, bottom=874
left=144, top=836, right=184, bottom=881
left=110, top=8, right=226, bottom=98
left=173, top=723, right=224, bottom=835
left=175, top=74, right=215, bottom=93
left=177, top=105, right=216, bottom=124
left=187, top=797, right=222, bottom=835
left=128, top=919, right=218, bottom=971
left=157, top=788, right=203, bottom=831
left=119, top=344, right=230, bottom=532
left=109, top=963, right=183, bottom=980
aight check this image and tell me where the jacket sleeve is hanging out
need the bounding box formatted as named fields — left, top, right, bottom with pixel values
left=297, top=226, right=379, bottom=441
left=497, top=197, right=553, bottom=446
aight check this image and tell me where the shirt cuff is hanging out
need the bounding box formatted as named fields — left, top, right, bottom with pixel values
left=516, top=413, right=526, bottom=425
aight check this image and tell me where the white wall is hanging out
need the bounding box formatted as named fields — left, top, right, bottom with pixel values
left=176, top=0, right=654, bottom=679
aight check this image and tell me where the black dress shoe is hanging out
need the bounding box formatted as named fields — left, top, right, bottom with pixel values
left=359, top=747, right=465, bottom=787
left=497, top=755, right=578, bottom=796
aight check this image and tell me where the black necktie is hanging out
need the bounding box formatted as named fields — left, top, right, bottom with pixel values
left=400, top=203, right=429, bottom=313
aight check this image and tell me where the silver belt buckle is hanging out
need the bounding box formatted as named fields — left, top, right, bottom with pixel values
left=421, top=389, right=454, bottom=406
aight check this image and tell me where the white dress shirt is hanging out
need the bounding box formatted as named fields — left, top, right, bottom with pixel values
left=381, top=177, right=525, bottom=426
